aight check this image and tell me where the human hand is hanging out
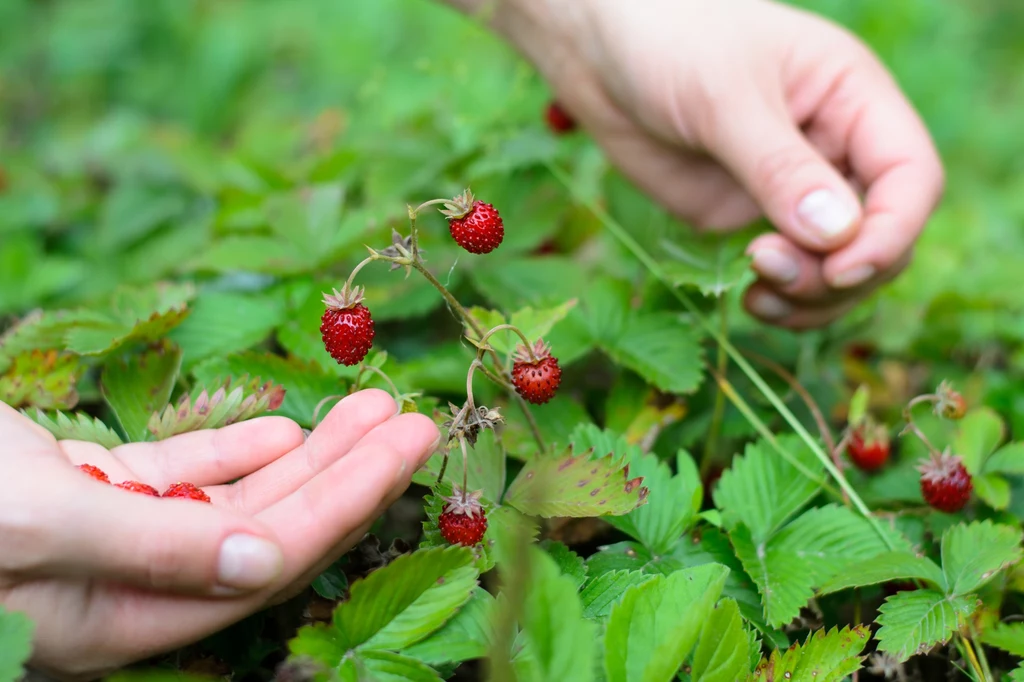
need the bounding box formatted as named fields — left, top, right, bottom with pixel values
left=0, top=390, right=439, bottom=681
left=457, top=0, right=944, bottom=328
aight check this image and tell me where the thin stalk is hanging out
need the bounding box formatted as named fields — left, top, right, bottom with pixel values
left=357, top=364, right=402, bottom=401
left=435, top=446, right=450, bottom=487
left=960, top=635, right=989, bottom=682
left=547, top=162, right=893, bottom=548
left=411, top=260, right=483, bottom=336
left=344, top=255, right=376, bottom=291
left=970, top=627, right=994, bottom=681
left=477, top=323, right=538, bottom=360
left=460, top=437, right=470, bottom=503
left=701, top=293, right=730, bottom=476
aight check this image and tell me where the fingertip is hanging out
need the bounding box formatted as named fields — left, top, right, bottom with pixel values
left=792, top=186, right=863, bottom=250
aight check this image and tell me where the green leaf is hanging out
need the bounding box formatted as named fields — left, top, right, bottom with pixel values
left=101, top=341, right=183, bottom=442
left=1011, top=664, right=1024, bottom=682
left=0, top=309, right=102, bottom=373
left=691, top=598, right=750, bottom=682
left=603, top=563, right=729, bottom=682
left=289, top=547, right=476, bottom=663
left=418, top=428, right=506, bottom=504
left=543, top=541, right=588, bottom=590
left=187, top=235, right=310, bottom=276
left=146, top=375, right=286, bottom=439
left=354, top=650, right=443, bottom=681
left=65, top=282, right=195, bottom=355
left=465, top=299, right=578, bottom=356
left=746, top=626, right=870, bottom=682
left=600, top=311, right=705, bottom=395
left=973, top=472, right=1011, bottom=509
left=21, top=409, right=125, bottom=449
left=940, top=520, right=1023, bottom=596
left=848, top=385, right=870, bottom=427
left=713, top=435, right=823, bottom=543
left=191, top=352, right=344, bottom=428
left=983, top=442, right=1024, bottom=475
left=0, top=350, right=81, bottom=410
left=817, top=551, right=945, bottom=595
left=875, top=590, right=978, bottom=662
left=504, top=447, right=649, bottom=518
left=169, top=292, right=285, bottom=369
left=580, top=570, right=656, bottom=620
left=979, top=622, right=1024, bottom=657
left=401, top=588, right=495, bottom=665
left=0, top=606, right=34, bottom=682
left=950, top=406, right=1004, bottom=475
left=470, top=256, right=589, bottom=311
left=658, top=229, right=755, bottom=297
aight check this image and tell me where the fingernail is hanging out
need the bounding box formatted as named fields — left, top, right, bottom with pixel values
left=749, top=292, right=793, bottom=320
left=217, top=534, right=283, bottom=591
left=751, top=248, right=800, bottom=284
left=831, top=264, right=876, bottom=289
left=796, top=189, right=857, bottom=240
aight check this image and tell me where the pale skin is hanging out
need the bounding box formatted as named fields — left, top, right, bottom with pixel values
left=3, top=0, right=945, bottom=678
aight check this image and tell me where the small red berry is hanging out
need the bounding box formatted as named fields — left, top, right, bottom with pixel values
left=437, top=487, right=488, bottom=546
left=440, top=189, right=504, bottom=255
left=545, top=101, right=577, bottom=134
left=162, top=482, right=211, bottom=503
left=115, top=480, right=160, bottom=496
left=847, top=423, right=890, bottom=472
left=511, top=339, right=562, bottom=405
left=77, top=463, right=110, bottom=483
left=320, top=285, right=375, bottom=366
left=918, top=451, right=973, bottom=513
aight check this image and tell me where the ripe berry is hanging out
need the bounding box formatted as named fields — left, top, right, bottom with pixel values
left=847, top=423, right=890, bottom=472
left=437, top=488, right=488, bottom=546
left=545, top=101, right=577, bottom=134
left=77, top=463, right=110, bottom=483
left=162, top=482, right=211, bottom=503
left=115, top=480, right=160, bottom=496
left=320, top=285, right=375, bottom=366
left=440, top=189, right=504, bottom=254
left=918, top=452, right=973, bottom=513
left=511, top=339, right=562, bottom=405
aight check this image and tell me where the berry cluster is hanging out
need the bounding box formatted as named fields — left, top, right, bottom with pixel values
left=77, top=464, right=211, bottom=502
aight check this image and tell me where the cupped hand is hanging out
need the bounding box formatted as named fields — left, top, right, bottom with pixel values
left=0, top=390, right=439, bottom=680
left=490, top=0, right=944, bottom=328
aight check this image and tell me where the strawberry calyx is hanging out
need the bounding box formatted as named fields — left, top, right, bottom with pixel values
left=442, top=485, right=485, bottom=518
left=322, top=283, right=365, bottom=311
left=916, top=449, right=967, bottom=482
left=438, top=188, right=476, bottom=221
left=513, top=338, right=553, bottom=365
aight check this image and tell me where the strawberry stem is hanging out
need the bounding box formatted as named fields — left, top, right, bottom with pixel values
left=355, top=363, right=403, bottom=402
left=311, top=394, right=345, bottom=429
left=344, top=255, right=377, bottom=292
left=459, top=437, right=470, bottom=503
left=410, top=197, right=455, bottom=216
left=477, top=324, right=538, bottom=361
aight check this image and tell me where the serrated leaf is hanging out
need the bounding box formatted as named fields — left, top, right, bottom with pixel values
left=954, top=407, right=1006, bottom=474
left=466, top=299, right=578, bottom=356
left=746, top=626, right=870, bottom=682
left=875, top=590, right=977, bottom=662
left=22, top=409, right=125, bottom=449
left=691, top=598, right=749, bottom=682
left=146, top=375, right=286, bottom=439
left=101, top=341, right=183, bottom=442
left=0, top=309, right=103, bottom=372
left=658, top=229, right=755, bottom=297
left=187, top=235, right=310, bottom=275
left=580, top=570, right=656, bottom=620
left=817, top=551, right=945, bottom=595
left=401, top=588, right=495, bottom=665
left=604, top=563, right=729, bottom=682
left=418, top=428, right=506, bottom=504
left=601, top=311, right=705, bottom=395
left=0, top=606, right=34, bottom=682
left=543, top=541, right=588, bottom=589
left=979, top=622, right=1024, bottom=657
left=0, top=350, right=81, bottom=409
left=973, top=472, right=1011, bottom=509
left=65, top=282, right=195, bottom=355
left=713, top=435, right=823, bottom=543
left=504, top=447, right=649, bottom=518
left=941, top=520, right=1023, bottom=596
left=354, top=650, right=443, bottom=682
left=983, top=442, right=1024, bottom=475
left=169, top=292, right=285, bottom=369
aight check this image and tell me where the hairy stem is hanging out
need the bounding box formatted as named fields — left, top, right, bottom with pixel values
left=344, top=255, right=377, bottom=292
left=477, top=323, right=537, bottom=360
left=356, top=363, right=403, bottom=401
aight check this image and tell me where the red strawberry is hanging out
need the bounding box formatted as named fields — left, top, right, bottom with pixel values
left=77, top=463, right=110, bottom=483
left=440, top=189, right=504, bottom=254
left=437, top=487, right=488, bottom=546
left=847, top=423, right=890, bottom=472
left=320, top=284, right=375, bottom=366
left=545, top=101, right=577, bottom=134
left=115, top=480, right=160, bottom=496
left=163, top=482, right=211, bottom=503
left=511, top=339, right=562, bottom=405
left=918, top=451, right=972, bottom=513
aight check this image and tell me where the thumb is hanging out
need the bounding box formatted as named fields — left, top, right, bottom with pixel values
left=25, top=478, right=284, bottom=596
left=708, top=96, right=862, bottom=252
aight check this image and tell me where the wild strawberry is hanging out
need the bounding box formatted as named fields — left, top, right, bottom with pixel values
left=918, top=451, right=973, bottom=513
left=437, top=487, right=488, bottom=546
left=935, top=381, right=966, bottom=420
left=511, top=339, right=562, bottom=404
left=77, top=463, right=110, bottom=483
left=320, top=284, right=375, bottom=366
left=440, top=189, right=504, bottom=254
left=545, top=101, right=577, bottom=134
left=847, top=422, right=890, bottom=472
left=115, top=480, right=160, bottom=496
left=162, top=482, right=211, bottom=503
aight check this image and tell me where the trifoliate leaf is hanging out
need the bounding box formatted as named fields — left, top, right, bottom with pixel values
left=746, top=626, right=870, bottom=682
left=600, top=311, right=705, bottom=395
left=21, top=409, right=124, bottom=449
left=504, top=446, right=649, bottom=518
left=465, top=299, right=578, bottom=356
left=940, top=520, right=1023, bottom=596
left=169, top=291, right=285, bottom=369
left=603, top=563, right=729, bottom=682
left=979, top=621, right=1024, bottom=657
left=0, top=606, right=34, bottom=682
left=713, top=435, right=823, bottom=543
left=691, top=598, right=750, bottom=682
left=973, top=472, right=1011, bottom=510
left=352, top=650, right=443, bottom=681
left=953, top=407, right=1005, bottom=474
left=401, top=588, right=495, bottom=666
left=983, top=442, right=1024, bottom=475
left=817, top=551, right=945, bottom=595
left=0, top=349, right=81, bottom=409
left=101, top=340, right=183, bottom=441
left=580, top=570, right=656, bottom=620
left=542, top=541, right=587, bottom=589
left=146, top=375, right=286, bottom=439
left=65, top=282, right=195, bottom=355
left=875, top=590, right=977, bottom=662
left=0, top=308, right=102, bottom=373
